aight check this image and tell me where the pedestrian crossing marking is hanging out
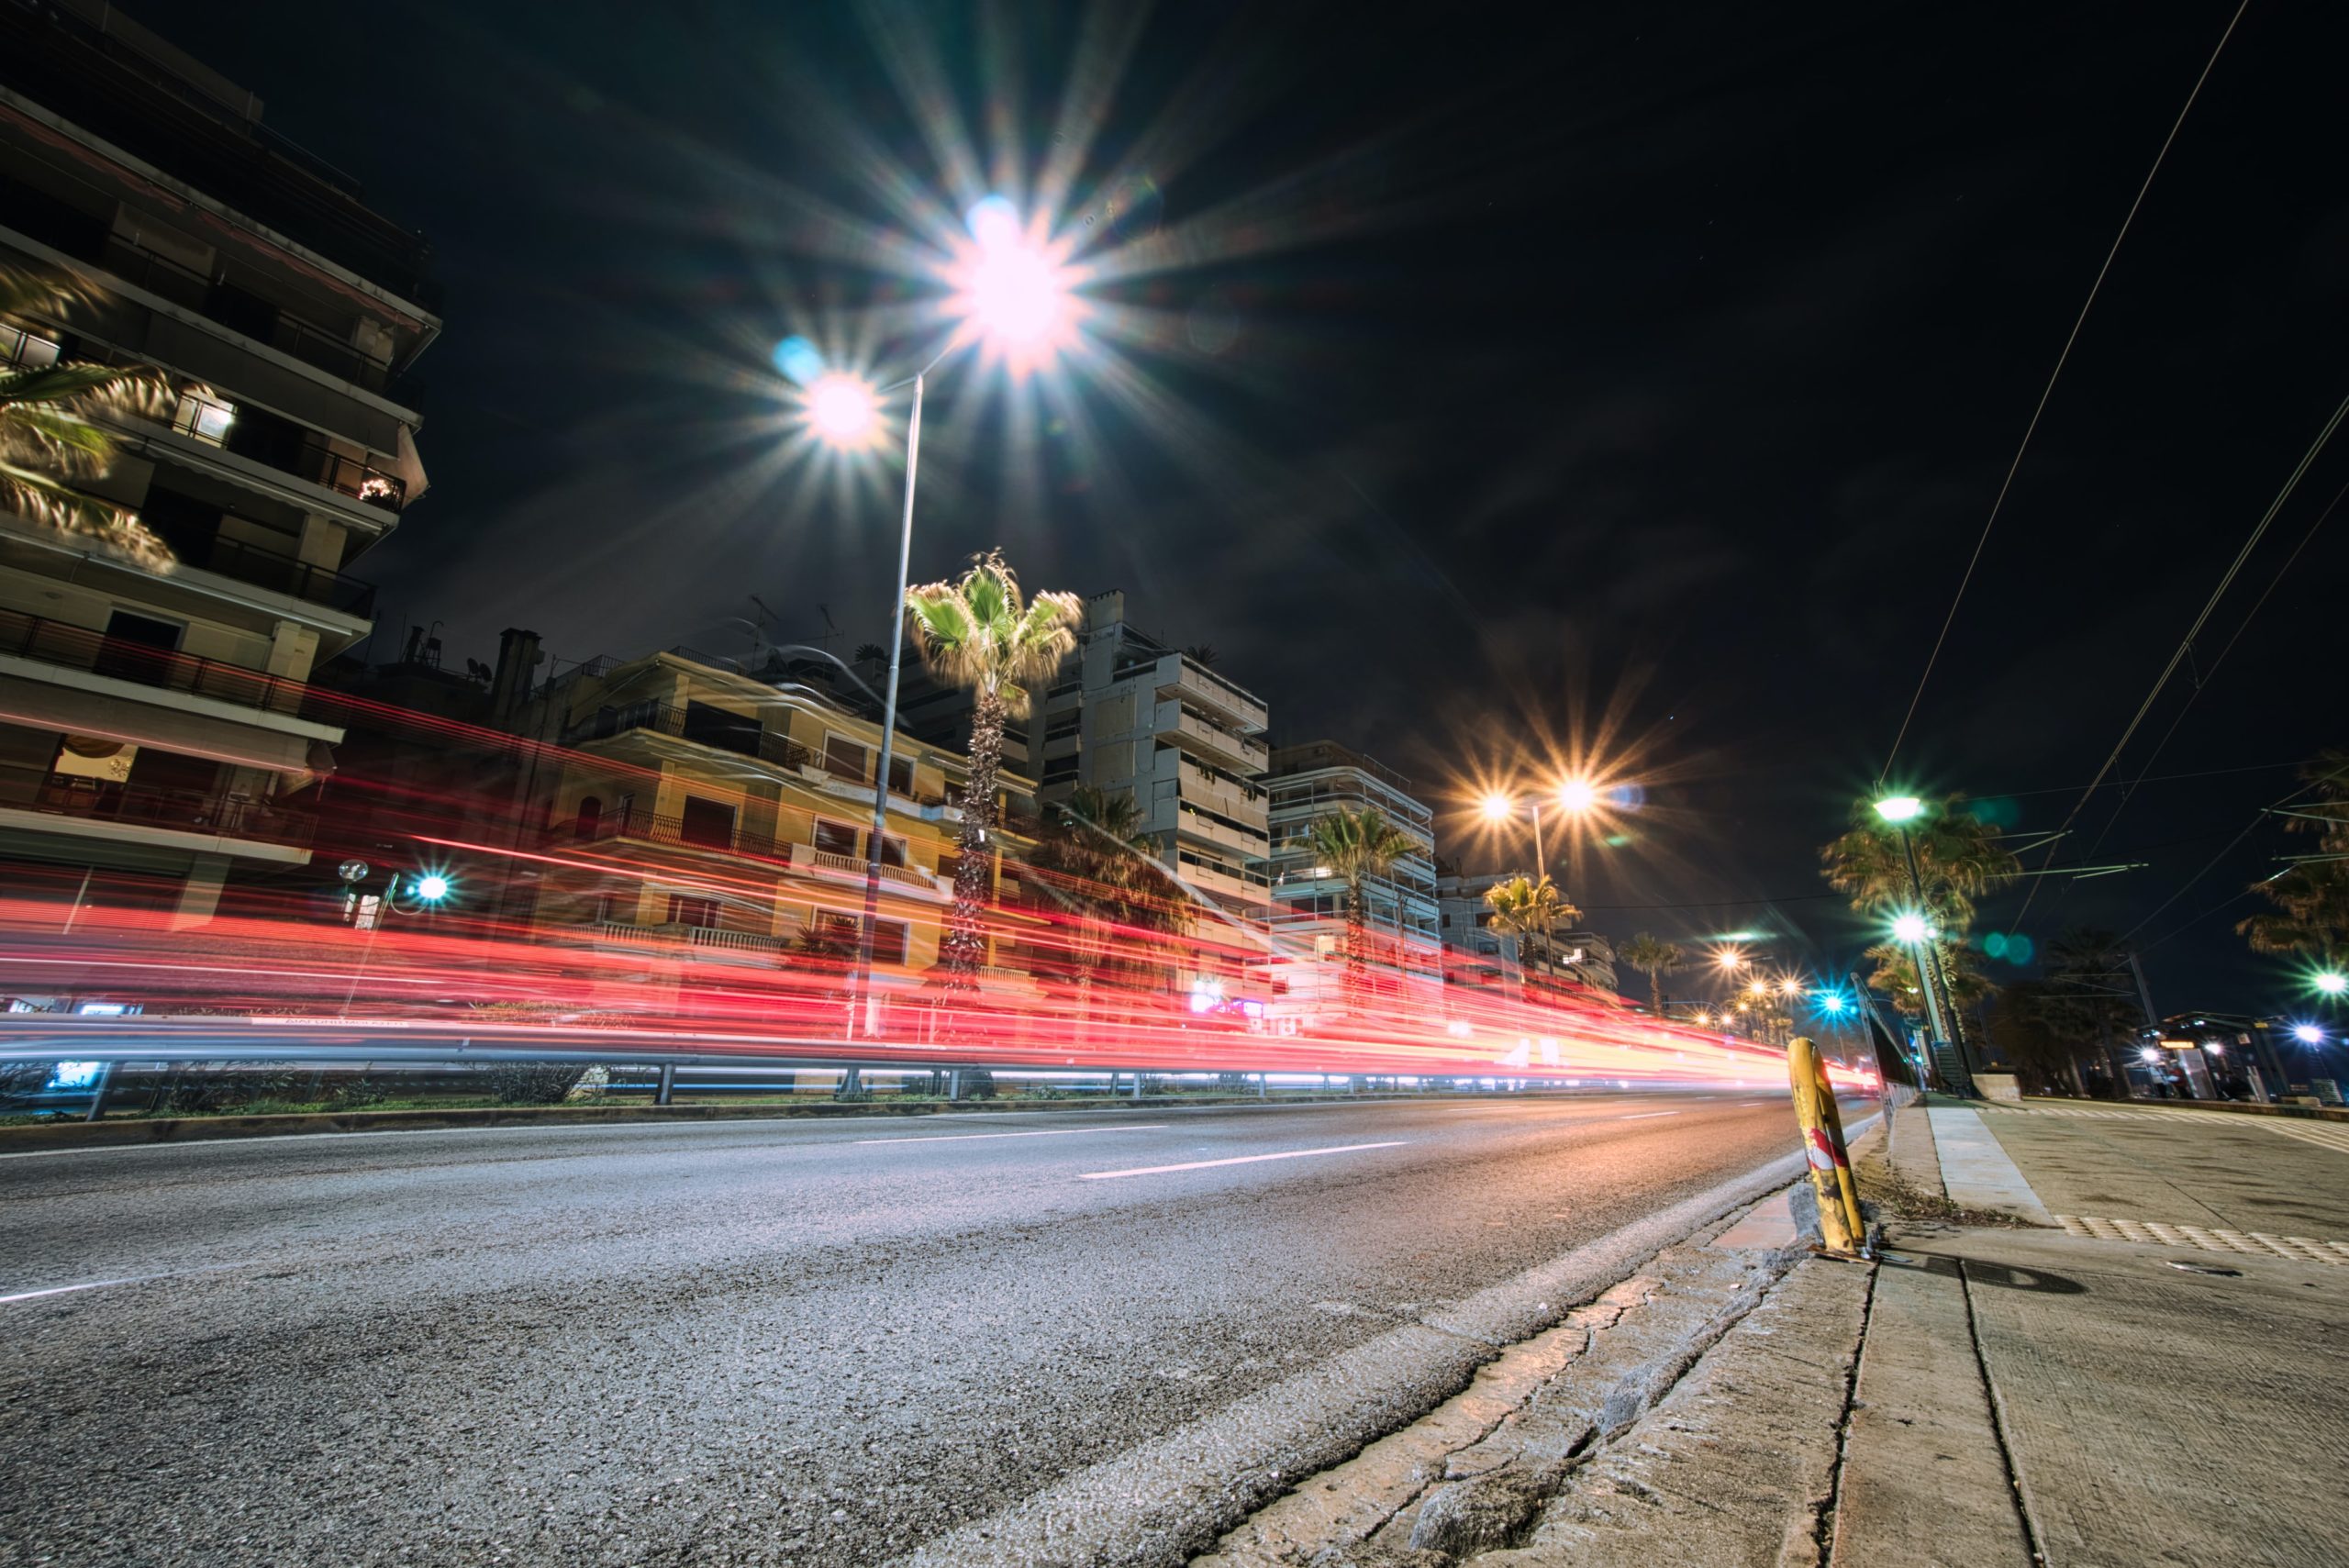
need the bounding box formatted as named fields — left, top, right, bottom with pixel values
left=2053, top=1215, right=2349, bottom=1265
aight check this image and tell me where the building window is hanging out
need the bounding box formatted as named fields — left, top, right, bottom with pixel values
left=681, top=700, right=761, bottom=756
left=1041, top=755, right=1079, bottom=784
left=825, top=735, right=869, bottom=782
left=876, top=834, right=908, bottom=868
left=813, top=818, right=857, bottom=857
left=887, top=754, right=914, bottom=795
left=667, top=894, right=719, bottom=929
left=592, top=890, right=626, bottom=924
left=871, top=919, right=909, bottom=965
left=170, top=390, right=237, bottom=446
left=677, top=795, right=736, bottom=851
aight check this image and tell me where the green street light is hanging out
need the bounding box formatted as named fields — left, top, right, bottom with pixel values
left=1891, top=911, right=1933, bottom=945
left=1874, top=795, right=1925, bottom=823
left=2318, top=970, right=2348, bottom=997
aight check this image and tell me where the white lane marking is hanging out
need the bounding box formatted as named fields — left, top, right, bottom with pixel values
left=1079, top=1140, right=1408, bottom=1181
left=0, top=1274, right=171, bottom=1305
left=855, top=1124, right=1167, bottom=1145
left=0, top=1261, right=250, bottom=1307
left=1620, top=1111, right=1682, bottom=1119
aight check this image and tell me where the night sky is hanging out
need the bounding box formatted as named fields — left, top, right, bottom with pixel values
left=210, top=2, right=2346, bottom=1011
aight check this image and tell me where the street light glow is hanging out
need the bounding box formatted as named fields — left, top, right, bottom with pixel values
left=947, top=196, right=1079, bottom=373
left=1820, top=994, right=1847, bottom=1014
left=1874, top=795, right=1925, bottom=824
left=1891, top=912, right=1932, bottom=944
left=412, top=873, right=451, bottom=904
left=2317, top=970, right=2348, bottom=996
left=806, top=373, right=878, bottom=445
left=1557, top=778, right=1599, bottom=814
left=2296, top=1023, right=2325, bottom=1044
left=1479, top=792, right=1515, bottom=824
left=1717, top=948, right=1744, bottom=971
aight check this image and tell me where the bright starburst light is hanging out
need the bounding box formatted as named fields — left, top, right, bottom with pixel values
left=806, top=373, right=880, bottom=445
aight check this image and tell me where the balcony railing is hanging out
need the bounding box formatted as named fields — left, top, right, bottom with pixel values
left=3, top=765, right=316, bottom=848
left=0, top=606, right=306, bottom=716
left=295, top=434, right=406, bottom=514
left=794, top=843, right=937, bottom=892
left=548, top=808, right=946, bottom=896
left=173, top=534, right=375, bottom=617
left=560, top=699, right=818, bottom=773
left=555, top=804, right=776, bottom=858
left=1170, top=706, right=1269, bottom=771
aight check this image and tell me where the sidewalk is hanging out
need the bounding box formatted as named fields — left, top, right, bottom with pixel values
left=1195, top=1096, right=2349, bottom=1568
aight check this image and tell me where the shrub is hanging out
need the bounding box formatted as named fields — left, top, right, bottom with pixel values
left=482, top=1062, right=589, bottom=1105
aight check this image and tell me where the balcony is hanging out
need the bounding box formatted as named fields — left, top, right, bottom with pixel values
left=3, top=765, right=315, bottom=850
left=789, top=842, right=944, bottom=896
left=552, top=802, right=779, bottom=859
left=168, top=534, right=375, bottom=617
left=586, top=920, right=793, bottom=966
left=294, top=432, right=406, bottom=514
left=561, top=700, right=817, bottom=774
left=0, top=607, right=306, bottom=717
left=82, top=235, right=427, bottom=406
left=1168, top=705, right=1269, bottom=773
left=1177, top=752, right=1267, bottom=807
left=1174, top=804, right=1268, bottom=861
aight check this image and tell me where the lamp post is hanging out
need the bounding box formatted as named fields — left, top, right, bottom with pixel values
left=796, top=201, right=1076, bottom=1051
left=1875, top=795, right=1972, bottom=1092
left=1478, top=777, right=1601, bottom=882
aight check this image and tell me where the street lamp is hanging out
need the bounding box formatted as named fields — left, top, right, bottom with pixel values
left=795, top=199, right=1077, bottom=1040
left=2316, top=970, right=2347, bottom=997
left=1875, top=792, right=1971, bottom=1091
left=1477, top=778, right=1602, bottom=881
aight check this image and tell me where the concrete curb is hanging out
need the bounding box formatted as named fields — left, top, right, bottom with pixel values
left=0, top=1089, right=1576, bottom=1153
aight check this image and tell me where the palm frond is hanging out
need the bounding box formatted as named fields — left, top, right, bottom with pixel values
left=0, top=465, right=175, bottom=571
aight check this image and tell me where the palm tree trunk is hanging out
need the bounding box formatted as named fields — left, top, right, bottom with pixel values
left=941, top=686, right=1006, bottom=985
left=1343, top=881, right=1366, bottom=1013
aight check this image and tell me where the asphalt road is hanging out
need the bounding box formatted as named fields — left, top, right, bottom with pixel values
left=0, top=1092, right=1833, bottom=1566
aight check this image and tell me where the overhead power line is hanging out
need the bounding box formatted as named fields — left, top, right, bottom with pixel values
left=1877, top=0, right=2253, bottom=785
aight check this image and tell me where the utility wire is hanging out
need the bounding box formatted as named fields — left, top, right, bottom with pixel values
left=2069, top=474, right=2349, bottom=873
left=1877, top=0, right=2252, bottom=785
left=2003, top=386, right=2349, bottom=941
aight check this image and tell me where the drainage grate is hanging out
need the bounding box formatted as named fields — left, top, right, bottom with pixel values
left=2053, top=1215, right=2349, bottom=1264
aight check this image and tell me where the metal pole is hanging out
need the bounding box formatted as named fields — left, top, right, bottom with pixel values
left=83, top=1060, right=114, bottom=1122
left=854, top=372, right=926, bottom=1041
left=1895, top=826, right=1960, bottom=1088
left=656, top=1062, right=675, bottom=1106
left=1531, top=800, right=1545, bottom=882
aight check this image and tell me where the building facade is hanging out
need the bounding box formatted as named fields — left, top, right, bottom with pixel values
left=1029, top=590, right=1272, bottom=914
left=1258, top=740, right=1439, bottom=962
left=0, top=2, right=431, bottom=925
left=1436, top=866, right=1620, bottom=996
left=509, top=647, right=1041, bottom=986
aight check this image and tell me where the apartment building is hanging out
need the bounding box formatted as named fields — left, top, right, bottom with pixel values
left=1028, top=590, right=1272, bottom=914
left=0, top=2, right=432, bottom=924
left=1436, top=866, right=1620, bottom=995
left=511, top=646, right=1041, bottom=984
left=1258, top=740, right=1439, bottom=962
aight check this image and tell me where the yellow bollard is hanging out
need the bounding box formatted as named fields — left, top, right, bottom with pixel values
left=1787, top=1036, right=1866, bottom=1255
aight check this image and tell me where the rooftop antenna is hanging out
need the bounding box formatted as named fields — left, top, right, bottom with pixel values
left=748, top=595, right=780, bottom=671
left=816, top=603, right=841, bottom=652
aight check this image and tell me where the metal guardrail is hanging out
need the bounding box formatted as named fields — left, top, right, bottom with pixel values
left=0, top=606, right=307, bottom=715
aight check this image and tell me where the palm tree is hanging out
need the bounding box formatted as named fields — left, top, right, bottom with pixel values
left=1822, top=793, right=2019, bottom=1064
left=852, top=641, right=888, bottom=665
left=1618, top=932, right=1685, bottom=1013
left=1484, top=873, right=1579, bottom=984
left=905, top=550, right=1083, bottom=984
left=2037, top=926, right=2146, bottom=1095
left=2239, top=750, right=2349, bottom=969
left=1034, top=784, right=1186, bottom=1009
left=2, top=263, right=178, bottom=570
left=1309, top=805, right=1417, bottom=977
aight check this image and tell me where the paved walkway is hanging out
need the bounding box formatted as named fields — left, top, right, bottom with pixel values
left=1926, top=1105, right=2053, bottom=1222
left=1839, top=1099, right=2349, bottom=1568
